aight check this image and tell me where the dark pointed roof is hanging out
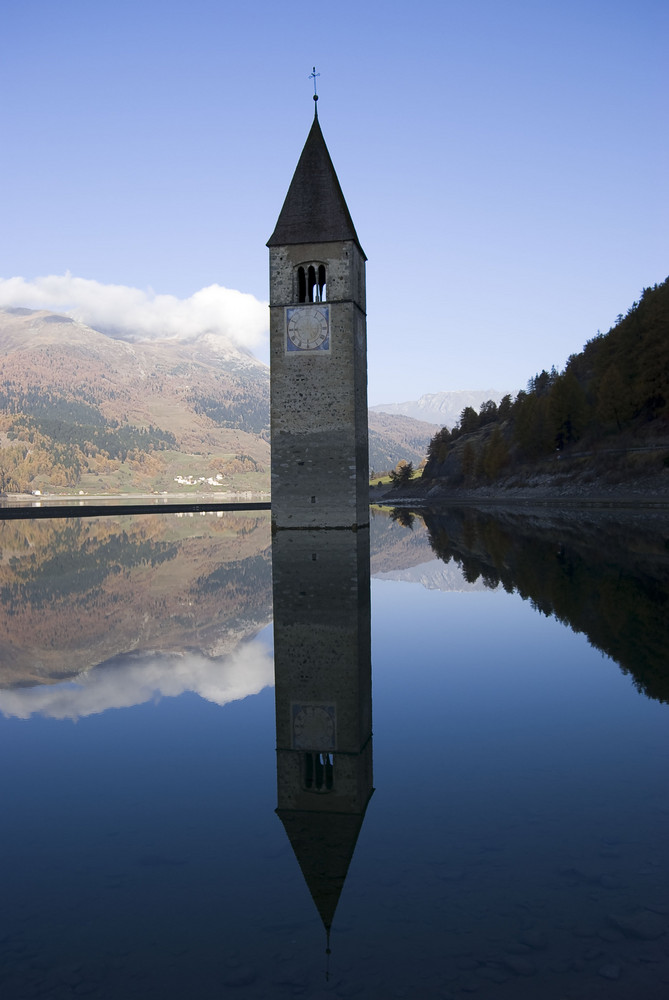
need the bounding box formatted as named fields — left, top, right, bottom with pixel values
left=276, top=807, right=370, bottom=932
left=267, top=114, right=365, bottom=258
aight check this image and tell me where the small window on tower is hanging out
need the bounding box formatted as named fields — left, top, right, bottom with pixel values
left=318, top=264, right=327, bottom=302
left=297, top=267, right=306, bottom=303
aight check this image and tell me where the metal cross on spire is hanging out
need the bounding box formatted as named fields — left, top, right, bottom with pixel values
left=309, top=66, right=320, bottom=112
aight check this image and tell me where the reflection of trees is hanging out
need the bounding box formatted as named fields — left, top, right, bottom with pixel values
left=422, top=506, right=669, bottom=704
left=368, top=506, right=436, bottom=578
left=390, top=507, right=415, bottom=530
left=1, top=527, right=176, bottom=611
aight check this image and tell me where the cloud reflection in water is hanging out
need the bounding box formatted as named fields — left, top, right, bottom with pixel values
left=0, top=638, right=274, bottom=721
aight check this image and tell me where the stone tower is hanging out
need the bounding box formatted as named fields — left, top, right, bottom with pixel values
left=267, top=104, right=369, bottom=529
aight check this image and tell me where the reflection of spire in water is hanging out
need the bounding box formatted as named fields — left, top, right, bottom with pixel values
left=272, top=528, right=373, bottom=950
left=278, top=805, right=370, bottom=936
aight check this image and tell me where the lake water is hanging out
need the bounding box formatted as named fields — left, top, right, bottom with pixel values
left=1, top=505, right=668, bottom=999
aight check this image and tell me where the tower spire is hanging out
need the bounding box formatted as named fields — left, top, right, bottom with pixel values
left=309, top=66, right=320, bottom=117
left=267, top=113, right=365, bottom=255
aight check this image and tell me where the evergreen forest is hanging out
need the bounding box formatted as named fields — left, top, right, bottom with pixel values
left=424, top=277, right=669, bottom=489
left=0, top=384, right=177, bottom=493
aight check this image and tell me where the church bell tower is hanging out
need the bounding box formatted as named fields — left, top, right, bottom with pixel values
left=267, top=93, right=369, bottom=529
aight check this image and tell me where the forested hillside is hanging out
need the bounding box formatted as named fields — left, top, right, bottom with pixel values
left=423, top=278, right=669, bottom=492
left=0, top=309, right=271, bottom=495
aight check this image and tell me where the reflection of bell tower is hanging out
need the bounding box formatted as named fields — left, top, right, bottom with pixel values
left=272, top=528, right=373, bottom=938
left=267, top=93, right=369, bottom=529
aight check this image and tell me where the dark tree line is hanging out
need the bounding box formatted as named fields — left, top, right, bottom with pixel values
left=189, top=388, right=270, bottom=436
left=0, top=385, right=107, bottom=426
left=6, top=414, right=176, bottom=463
left=425, top=277, right=669, bottom=484
left=1, top=533, right=177, bottom=612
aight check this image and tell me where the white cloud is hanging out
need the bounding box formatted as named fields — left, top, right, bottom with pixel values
left=0, top=273, right=269, bottom=354
left=0, top=640, right=275, bottom=721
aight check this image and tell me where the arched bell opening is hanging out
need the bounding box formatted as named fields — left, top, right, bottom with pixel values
left=304, top=751, right=334, bottom=791
left=296, top=263, right=327, bottom=303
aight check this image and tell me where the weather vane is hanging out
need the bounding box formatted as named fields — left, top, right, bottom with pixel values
left=309, top=66, right=320, bottom=104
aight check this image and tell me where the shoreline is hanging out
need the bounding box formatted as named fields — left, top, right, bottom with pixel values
left=370, top=481, right=669, bottom=510
left=0, top=495, right=271, bottom=520
left=2, top=485, right=668, bottom=518
left=1, top=490, right=270, bottom=504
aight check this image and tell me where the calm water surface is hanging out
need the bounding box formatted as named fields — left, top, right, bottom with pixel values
left=1, top=506, right=668, bottom=999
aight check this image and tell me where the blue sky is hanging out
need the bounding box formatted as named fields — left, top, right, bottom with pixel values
left=1, top=0, right=667, bottom=405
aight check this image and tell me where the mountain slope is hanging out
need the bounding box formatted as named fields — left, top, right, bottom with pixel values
left=0, top=308, right=435, bottom=494
left=0, top=308, right=270, bottom=493
left=368, top=410, right=439, bottom=475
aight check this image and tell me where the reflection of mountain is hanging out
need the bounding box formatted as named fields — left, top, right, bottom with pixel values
left=0, top=513, right=272, bottom=688
left=374, top=559, right=490, bottom=592
left=371, top=508, right=488, bottom=590
left=369, top=507, right=435, bottom=575
left=422, top=505, right=669, bottom=703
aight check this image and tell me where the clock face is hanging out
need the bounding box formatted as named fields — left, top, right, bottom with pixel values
left=292, top=703, right=336, bottom=750
left=286, top=305, right=330, bottom=352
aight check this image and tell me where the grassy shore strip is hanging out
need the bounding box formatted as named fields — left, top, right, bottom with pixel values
left=0, top=500, right=271, bottom=520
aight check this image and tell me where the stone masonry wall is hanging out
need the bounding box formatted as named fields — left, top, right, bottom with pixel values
left=269, top=240, right=369, bottom=528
